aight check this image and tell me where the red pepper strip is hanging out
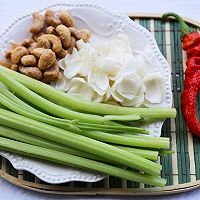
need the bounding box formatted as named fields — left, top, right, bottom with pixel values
left=187, top=44, right=200, bottom=59
left=186, top=57, right=200, bottom=76
left=181, top=71, right=200, bottom=136
left=183, top=32, right=200, bottom=51
left=162, top=13, right=200, bottom=51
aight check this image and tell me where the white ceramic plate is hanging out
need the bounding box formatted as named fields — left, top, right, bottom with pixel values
left=0, top=2, right=172, bottom=184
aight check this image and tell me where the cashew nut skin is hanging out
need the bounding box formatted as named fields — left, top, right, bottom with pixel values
left=37, top=35, right=51, bottom=49
left=56, top=48, right=68, bottom=59
left=38, top=34, right=62, bottom=53
left=21, top=38, right=34, bottom=48
left=43, top=62, right=60, bottom=82
left=4, top=51, right=11, bottom=59
left=11, top=64, right=19, bottom=72
left=45, top=9, right=61, bottom=27
left=19, top=65, right=42, bottom=80
left=32, top=32, right=45, bottom=42
left=11, top=46, right=29, bottom=64
left=67, top=36, right=76, bottom=54
left=0, top=60, right=11, bottom=68
left=28, top=42, right=38, bottom=54
left=69, top=27, right=81, bottom=39
left=30, top=12, right=45, bottom=34
left=32, top=48, right=56, bottom=70
left=78, top=29, right=91, bottom=42
left=21, top=55, right=37, bottom=66
left=69, top=27, right=91, bottom=42
left=59, top=10, right=74, bottom=27
left=56, top=25, right=71, bottom=48
left=46, top=26, right=57, bottom=35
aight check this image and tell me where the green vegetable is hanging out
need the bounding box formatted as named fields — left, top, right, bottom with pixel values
left=159, top=149, right=175, bottom=156
left=0, top=125, right=157, bottom=161
left=114, top=145, right=158, bottom=161
left=103, top=114, right=141, bottom=121
left=0, top=72, right=105, bottom=124
left=76, top=131, right=170, bottom=149
left=0, top=92, right=79, bottom=132
left=0, top=137, right=166, bottom=187
left=0, top=125, right=105, bottom=162
left=0, top=66, right=176, bottom=118
left=0, top=85, right=147, bottom=134
left=0, top=108, right=162, bottom=175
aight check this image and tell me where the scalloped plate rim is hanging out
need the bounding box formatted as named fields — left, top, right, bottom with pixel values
left=0, top=1, right=172, bottom=184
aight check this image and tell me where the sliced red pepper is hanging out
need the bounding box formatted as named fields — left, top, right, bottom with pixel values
left=181, top=71, right=200, bottom=136
left=182, top=32, right=200, bottom=51
left=187, top=44, right=200, bottom=59
left=186, top=57, right=200, bottom=77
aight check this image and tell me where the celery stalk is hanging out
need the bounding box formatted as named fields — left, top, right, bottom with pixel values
left=0, top=92, right=80, bottom=132
left=77, top=131, right=170, bottom=149
left=0, top=125, right=103, bottom=161
left=0, top=72, right=105, bottom=124
left=0, top=125, right=155, bottom=161
left=0, top=108, right=162, bottom=175
left=0, top=88, right=147, bottom=134
left=0, top=137, right=166, bottom=187
left=0, top=66, right=176, bottom=118
left=114, top=145, right=158, bottom=161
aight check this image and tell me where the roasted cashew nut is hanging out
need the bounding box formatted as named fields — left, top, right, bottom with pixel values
left=37, top=35, right=51, bottom=49
left=56, top=25, right=71, bottom=48
left=67, top=36, right=76, bottom=54
left=28, top=42, right=38, bottom=55
left=46, top=26, right=57, bottom=35
left=19, top=65, right=42, bottom=80
left=78, top=29, right=91, bottom=42
left=59, top=10, right=74, bottom=27
left=56, top=48, right=68, bottom=59
left=37, top=34, right=62, bottom=53
left=45, top=9, right=61, bottom=27
left=32, top=48, right=56, bottom=70
left=0, top=60, right=11, bottom=68
left=43, top=62, right=60, bottom=82
left=21, top=38, right=34, bottom=48
left=30, top=12, right=45, bottom=34
left=21, top=55, right=37, bottom=66
left=11, top=64, right=19, bottom=72
left=69, top=27, right=91, bottom=42
left=11, top=46, right=29, bottom=64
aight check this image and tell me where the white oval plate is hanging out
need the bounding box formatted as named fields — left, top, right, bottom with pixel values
left=0, top=2, right=172, bottom=184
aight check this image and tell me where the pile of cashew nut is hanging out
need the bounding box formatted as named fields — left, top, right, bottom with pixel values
left=0, top=9, right=91, bottom=82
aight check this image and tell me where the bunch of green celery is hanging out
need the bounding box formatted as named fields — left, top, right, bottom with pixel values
left=0, top=66, right=176, bottom=187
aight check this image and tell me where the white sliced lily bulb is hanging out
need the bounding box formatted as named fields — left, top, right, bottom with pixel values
left=143, top=73, right=165, bottom=104
left=119, top=54, right=144, bottom=78
left=92, top=91, right=111, bottom=103
left=68, top=77, right=93, bottom=101
left=58, top=58, right=66, bottom=71
left=95, top=56, right=120, bottom=81
left=50, top=75, right=70, bottom=92
left=63, top=48, right=84, bottom=79
left=76, top=39, right=85, bottom=50
left=88, top=69, right=109, bottom=96
left=116, top=33, right=132, bottom=53
left=111, top=73, right=145, bottom=107
left=121, top=95, right=144, bottom=107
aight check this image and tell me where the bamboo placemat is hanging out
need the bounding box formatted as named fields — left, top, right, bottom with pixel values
left=0, top=14, right=200, bottom=196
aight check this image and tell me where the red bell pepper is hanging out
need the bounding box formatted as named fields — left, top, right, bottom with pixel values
left=162, top=12, right=200, bottom=137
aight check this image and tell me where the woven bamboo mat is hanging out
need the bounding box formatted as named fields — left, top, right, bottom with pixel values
left=0, top=15, right=200, bottom=196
